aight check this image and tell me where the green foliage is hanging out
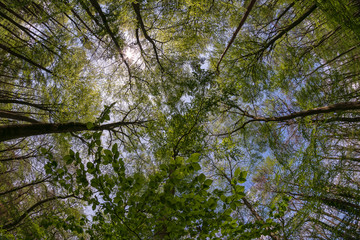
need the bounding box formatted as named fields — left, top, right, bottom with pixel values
left=1, top=0, right=360, bottom=239
left=57, top=140, right=283, bottom=239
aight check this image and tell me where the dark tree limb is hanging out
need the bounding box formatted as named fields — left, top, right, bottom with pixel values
left=260, top=4, right=317, bottom=53
left=216, top=0, right=257, bottom=73
left=219, top=101, right=360, bottom=136
left=0, top=2, right=51, bottom=42
left=236, top=4, right=317, bottom=61
left=88, top=0, right=132, bottom=79
left=0, top=110, right=40, bottom=123
left=0, top=152, right=37, bottom=162
left=69, top=8, right=105, bottom=44
left=0, top=120, right=149, bottom=142
left=305, top=42, right=360, bottom=78
left=0, top=176, right=51, bottom=196
left=0, top=7, right=60, bottom=56
left=132, top=2, right=164, bottom=71
left=2, top=194, right=76, bottom=230
left=0, top=99, right=53, bottom=111
left=0, top=43, right=53, bottom=74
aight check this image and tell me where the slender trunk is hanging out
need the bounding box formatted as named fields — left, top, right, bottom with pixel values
left=0, top=43, right=52, bottom=74
left=2, top=195, right=75, bottom=230
left=0, top=153, right=36, bottom=162
left=0, top=9, right=59, bottom=56
left=69, top=8, right=105, bottom=43
left=0, top=110, right=40, bottom=123
left=0, top=176, right=50, bottom=196
left=88, top=0, right=132, bottom=78
left=0, top=99, right=52, bottom=111
left=216, top=0, right=257, bottom=72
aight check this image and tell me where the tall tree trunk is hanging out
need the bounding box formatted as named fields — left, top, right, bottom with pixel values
left=0, top=121, right=147, bottom=142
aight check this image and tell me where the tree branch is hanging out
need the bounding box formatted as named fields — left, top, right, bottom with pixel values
left=218, top=101, right=360, bottom=136
left=0, top=110, right=41, bottom=123
left=88, top=0, right=132, bottom=79
left=0, top=120, right=149, bottom=142
left=0, top=43, right=52, bottom=74
left=0, top=176, right=51, bottom=196
left=216, top=0, right=257, bottom=73
left=132, top=2, right=164, bottom=71
left=2, top=194, right=76, bottom=230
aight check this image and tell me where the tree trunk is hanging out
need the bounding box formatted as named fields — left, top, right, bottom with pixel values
left=0, top=121, right=146, bottom=142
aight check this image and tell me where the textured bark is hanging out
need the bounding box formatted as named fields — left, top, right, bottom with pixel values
left=0, top=121, right=147, bottom=142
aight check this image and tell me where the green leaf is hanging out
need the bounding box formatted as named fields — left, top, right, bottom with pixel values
left=239, top=171, right=247, bottom=180
left=235, top=185, right=245, bottom=193
left=69, top=149, right=75, bottom=157
left=87, top=162, right=94, bottom=169
left=91, top=179, right=98, bottom=188
left=175, top=156, right=184, bottom=165
left=204, top=179, right=213, bottom=187
left=198, top=173, right=206, bottom=183
left=234, top=167, right=241, bottom=177
left=160, top=164, right=168, bottom=171
left=64, top=155, right=73, bottom=164
left=188, top=153, right=201, bottom=163
left=104, top=149, right=112, bottom=157
left=191, top=162, right=201, bottom=171
left=112, top=143, right=118, bottom=154
left=40, top=147, right=47, bottom=154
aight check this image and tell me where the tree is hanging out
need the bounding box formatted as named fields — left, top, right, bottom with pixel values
left=1, top=0, right=360, bottom=239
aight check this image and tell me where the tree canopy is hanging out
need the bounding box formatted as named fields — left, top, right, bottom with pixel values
left=0, top=0, right=360, bottom=239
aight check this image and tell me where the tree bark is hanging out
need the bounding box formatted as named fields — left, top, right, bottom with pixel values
left=0, top=120, right=147, bottom=142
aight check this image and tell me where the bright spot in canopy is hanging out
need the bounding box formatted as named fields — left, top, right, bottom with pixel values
left=124, top=47, right=139, bottom=62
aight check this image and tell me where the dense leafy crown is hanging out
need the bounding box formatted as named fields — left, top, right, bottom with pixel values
left=0, top=0, right=360, bottom=239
